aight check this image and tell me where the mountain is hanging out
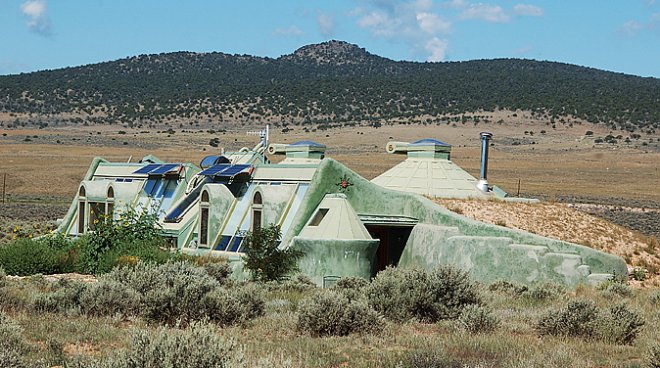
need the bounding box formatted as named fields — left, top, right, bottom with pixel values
left=0, top=40, right=658, bottom=132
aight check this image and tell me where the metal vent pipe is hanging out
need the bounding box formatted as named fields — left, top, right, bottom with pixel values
left=477, top=132, right=493, bottom=192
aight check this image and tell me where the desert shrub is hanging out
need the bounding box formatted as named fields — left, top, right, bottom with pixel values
left=488, top=280, right=528, bottom=296
left=649, top=290, right=660, bottom=305
left=242, top=224, right=303, bottom=282
left=536, top=299, right=599, bottom=338
left=32, top=280, right=87, bottom=313
left=202, top=262, right=232, bottom=285
left=522, top=282, right=566, bottom=301
left=103, top=261, right=167, bottom=294
left=332, top=276, right=369, bottom=301
left=78, top=279, right=140, bottom=317
left=0, top=266, right=6, bottom=288
left=599, top=282, right=633, bottom=298
left=136, top=262, right=220, bottom=325
left=279, top=273, right=317, bottom=292
left=201, top=284, right=265, bottom=326
left=647, top=344, right=660, bottom=368
left=104, top=322, right=234, bottom=368
left=407, top=351, right=463, bottom=368
left=0, top=238, right=61, bottom=275
left=297, top=290, right=384, bottom=337
left=598, top=303, right=645, bottom=345
left=630, top=267, right=647, bottom=281
left=458, top=304, right=500, bottom=333
left=367, top=266, right=480, bottom=322
left=0, top=313, right=27, bottom=368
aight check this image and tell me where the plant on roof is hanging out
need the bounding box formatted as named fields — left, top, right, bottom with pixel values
left=242, top=224, right=303, bottom=282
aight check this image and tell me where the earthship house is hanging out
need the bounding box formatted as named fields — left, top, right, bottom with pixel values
left=58, top=130, right=626, bottom=287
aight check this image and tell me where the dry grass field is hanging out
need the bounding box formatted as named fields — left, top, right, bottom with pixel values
left=1, top=121, right=658, bottom=204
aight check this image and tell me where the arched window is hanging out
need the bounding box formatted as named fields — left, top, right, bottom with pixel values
left=252, top=192, right=263, bottom=230
left=78, top=186, right=86, bottom=234
left=106, top=186, right=115, bottom=218
left=199, top=190, right=210, bottom=247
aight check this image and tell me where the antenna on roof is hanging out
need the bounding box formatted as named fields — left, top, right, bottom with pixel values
left=246, top=124, right=270, bottom=155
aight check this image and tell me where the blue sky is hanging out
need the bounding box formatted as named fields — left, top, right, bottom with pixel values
left=1, top=0, right=659, bottom=77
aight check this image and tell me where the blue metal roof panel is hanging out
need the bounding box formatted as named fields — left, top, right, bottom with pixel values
left=410, top=138, right=451, bottom=146
left=290, top=140, right=326, bottom=148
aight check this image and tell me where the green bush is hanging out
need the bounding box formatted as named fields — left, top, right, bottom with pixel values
left=242, top=224, right=303, bottom=282
left=201, top=284, right=265, bottom=326
left=367, top=266, right=480, bottom=322
left=297, top=290, right=384, bottom=337
left=93, top=238, right=173, bottom=274
left=536, top=299, right=599, bottom=338
left=457, top=304, right=500, bottom=334
left=79, top=208, right=164, bottom=274
left=598, top=303, right=645, bottom=345
left=0, top=238, right=61, bottom=276
left=647, top=344, right=660, bottom=368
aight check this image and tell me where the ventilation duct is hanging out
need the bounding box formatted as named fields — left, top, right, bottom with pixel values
left=476, top=132, right=493, bottom=193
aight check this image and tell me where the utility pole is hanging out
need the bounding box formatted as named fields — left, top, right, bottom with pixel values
left=2, top=173, right=6, bottom=203
left=516, top=178, right=521, bottom=197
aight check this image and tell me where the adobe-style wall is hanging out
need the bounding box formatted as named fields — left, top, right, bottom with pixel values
left=283, top=159, right=626, bottom=287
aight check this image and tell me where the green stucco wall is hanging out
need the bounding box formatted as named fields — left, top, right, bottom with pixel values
left=282, top=159, right=627, bottom=287
left=291, top=237, right=379, bottom=285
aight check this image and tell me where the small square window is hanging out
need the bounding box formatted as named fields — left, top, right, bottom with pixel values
left=309, top=208, right=329, bottom=226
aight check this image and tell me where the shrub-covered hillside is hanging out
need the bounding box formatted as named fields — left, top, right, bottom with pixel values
left=1, top=40, right=658, bottom=132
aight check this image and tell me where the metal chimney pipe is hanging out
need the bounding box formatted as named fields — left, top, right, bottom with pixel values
left=477, top=132, right=493, bottom=192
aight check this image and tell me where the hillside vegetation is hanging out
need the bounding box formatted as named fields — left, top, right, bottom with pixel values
left=1, top=40, right=658, bottom=132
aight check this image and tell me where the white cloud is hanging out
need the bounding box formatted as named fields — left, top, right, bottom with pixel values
left=513, top=4, right=543, bottom=17
left=273, top=25, right=304, bottom=37
left=20, top=0, right=50, bottom=35
left=514, top=45, right=533, bottom=55
left=317, top=12, right=335, bottom=37
left=461, top=3, right=510, bottom=23
left=445, top=0, right=467, bottom=8
left=416, top=12, right=452, bottom=34
left=425, top=37, right=448, bottom=61
left=619, top=20, right=643, bottom=36
left=353, top=1, right=455, bottom=61
left=618, top=13, right=660, bottom=36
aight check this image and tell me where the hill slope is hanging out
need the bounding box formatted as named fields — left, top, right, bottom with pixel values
left=1, top=40, right=658, bottom=131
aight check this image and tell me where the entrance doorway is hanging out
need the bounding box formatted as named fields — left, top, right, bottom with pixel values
left=365, top=225, right=414, bottom=275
